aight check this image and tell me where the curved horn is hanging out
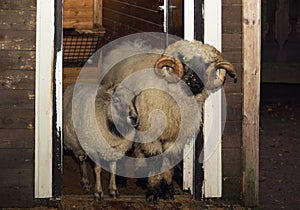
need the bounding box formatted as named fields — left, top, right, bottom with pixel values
left=154, top=55, right=184, bottom=83
left=215, top=60, right=238, bottom=83
left=205, top=60, right=237, bottom=90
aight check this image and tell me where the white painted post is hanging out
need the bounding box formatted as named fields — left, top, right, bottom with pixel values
left=183, top=0, right=195, bottom=194
left=203, top=0, right=222, bottom=197
left=35, top=0, right=55, bottom=198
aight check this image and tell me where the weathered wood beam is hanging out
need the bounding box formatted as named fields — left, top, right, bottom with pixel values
left=242, top=0, right=261, bottom=207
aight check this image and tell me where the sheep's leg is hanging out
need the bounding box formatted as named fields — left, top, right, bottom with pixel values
left=78, top=155, right=91, bottom=191
left=161, top=168, right=175, bottom=200
left=108, top=161, right=120, bottom=198
left=147, top=174, right=163, bottom=203
left=146, top=157, right=174, bottom=202
left=94, top=164, right=104, bottom=201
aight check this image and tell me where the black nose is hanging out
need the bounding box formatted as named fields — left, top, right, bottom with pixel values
left=129, top=114, right=139, bottom=127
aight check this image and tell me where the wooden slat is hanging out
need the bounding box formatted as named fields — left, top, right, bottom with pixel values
left=103, top=8, right=162, bottom=32
left=0, top=90, right=35, bottom=109
left=0, top=50, right=35, bottom=70
left=0, top=149, right=33, bottom=169
left=0, top=187, right=35, bottom=208
left=0, top=129, right=34, bottom=149
left=0, top=109, right=34, bottom=129
left=104, top=0, right=162, bottom=24
left=0, top=30, right=36, bottom=51
left=0, top=0, right=36, bottom=11
left=242, top=0, right=261, bottom=206
left=107, top=0, right=162, bottom=10
left=222, top=121, right=242, bottom=148
left=0, top=10, right=36, bottom=30
left=222, top=148, right=241, bottom=176
left=222, top=5, right=242, bottom=34
left=0, top=168, right=33, bottom=187
left=225, top=93, right=242, bottom=122
left=0, top=70, right=35, bottom=90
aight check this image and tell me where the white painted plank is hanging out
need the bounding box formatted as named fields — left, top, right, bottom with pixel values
left=35, top=0, right=55, bottom=198
left=203, top=0, right=222, bottom=198
left=183, top=0, right=195, bottom=194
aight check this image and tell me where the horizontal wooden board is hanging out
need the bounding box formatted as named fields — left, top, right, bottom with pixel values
left=0, top=168, right=33, bottom=187
left=0, top=70, right=35, bottom=90
left=0, top=10, right=36, bottom=30
left=222, top=48, right=242, bottom=63
left=222, top=34, right=242, bottom=49
left=222, top=121, right=242, bottom=148
left=103, top=8, right=162, bottom=33
left=0, top=30, right=35, bottom=51
left=0, top=148, right=33, bottom=169
left=0, top=90, right=34, bottom=109
left=0, top=129, right=34, bottom=149
left=105, top=0, right=163, bottom=11
left=0, top=0, right=36, bottom=11
left=223, top=0, right=242, bottom=6
left=0, top=50, right=35, bottom=71
left=64, top=0, right=93, bottom=9
left=224, top=93, right=242, bottom=122
left=0, top=109, right=34, bottom=129
left=222, top=5, right=242, bottom=34
left=104, top=0, right=162, bottom=24
left=222, top=147, right=241, bottom=176
left=0, top=187, right=35, bottom=208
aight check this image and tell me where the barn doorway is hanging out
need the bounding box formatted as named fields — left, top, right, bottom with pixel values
left=35, top=0, right=224, bottom=202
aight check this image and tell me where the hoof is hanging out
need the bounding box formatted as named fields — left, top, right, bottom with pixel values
left=161, top=180, right=175, bottom=200
left=146, top=185, right=162, bottom=203
left=109, top=189, right=120, bottom=199
left=80, top=180, right=92, bottom=192
left=94, top=191, right=104, bottom=201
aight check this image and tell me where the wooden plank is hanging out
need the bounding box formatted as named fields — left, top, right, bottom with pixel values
left=0, top=109, right=34, bottom=129
left=222, top=121, right=242, bottom=148
left=222, top=48, right=242, bottom=63
left=0, top=148, right=33, bottom=169
left=103, top=8, right=162, bottom=32
left=222, top=148, right=241, bottom=176
left=225, top=93, right=242, bottom=122
left=0, top=30, right=36, bottom=51
left=103, top=18, right=141, bottom=37
left=242, top=0, right=261, bottom=206
left=0, top=50, right=35, bottom=70
left=222, top=34, right=242, bottom=49
left=104, top=0, right=162, bottom=24
left=0, top=187, right=35, bottom=208
left=0, top=0, right=36, bottom=11
left=0, top=70, right=35, bottom=90
left=94, top=0, right=103, bottom=27
left=104, top=0, right=161, bottom=11
left=0, top=90, right=35, bottom=109
left=0, top=10, right=36, bottom=30
left=0, top=129, right=34, bottom=149
left=0, top=168, right=33, bottom=187
left=222, top=5, right=242, bottom=34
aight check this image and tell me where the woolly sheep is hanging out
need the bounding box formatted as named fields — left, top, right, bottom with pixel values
left=63, top=82, right=137, bottom=200
left=98, top=39, right=237, bottom=202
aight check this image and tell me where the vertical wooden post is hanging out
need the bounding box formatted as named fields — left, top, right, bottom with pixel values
left=93, top=0, right=103, bottom=28
left=242, top=0, right=261, bottom=206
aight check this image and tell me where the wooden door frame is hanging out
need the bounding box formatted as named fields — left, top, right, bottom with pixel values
left=242, top=0, right=261, bottom=206
left=35, top=0, right=63, bottom=199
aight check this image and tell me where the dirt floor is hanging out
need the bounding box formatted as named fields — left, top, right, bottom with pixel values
left=57, top=84, right=300, bottom=210
left=259, top=84, right=300, bottom=209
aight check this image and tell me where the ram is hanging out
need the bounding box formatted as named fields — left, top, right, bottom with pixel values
left=100, top=39, right=237, bottom=202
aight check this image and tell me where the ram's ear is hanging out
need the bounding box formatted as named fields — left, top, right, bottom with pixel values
left=154, top=55, right=184, bottom=83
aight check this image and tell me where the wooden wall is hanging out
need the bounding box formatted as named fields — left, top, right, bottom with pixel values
left=0, top=0, right=36, bottom=207
left=222, top=0, right=243, bottom=201
left=102, top=0, right=164, bottom=41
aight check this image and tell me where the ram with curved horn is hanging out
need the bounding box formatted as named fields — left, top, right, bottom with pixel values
left=154, top=40, right=237, bottom=92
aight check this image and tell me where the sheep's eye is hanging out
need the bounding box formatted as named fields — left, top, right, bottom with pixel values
left=112, top=96, right=120, bottom=103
